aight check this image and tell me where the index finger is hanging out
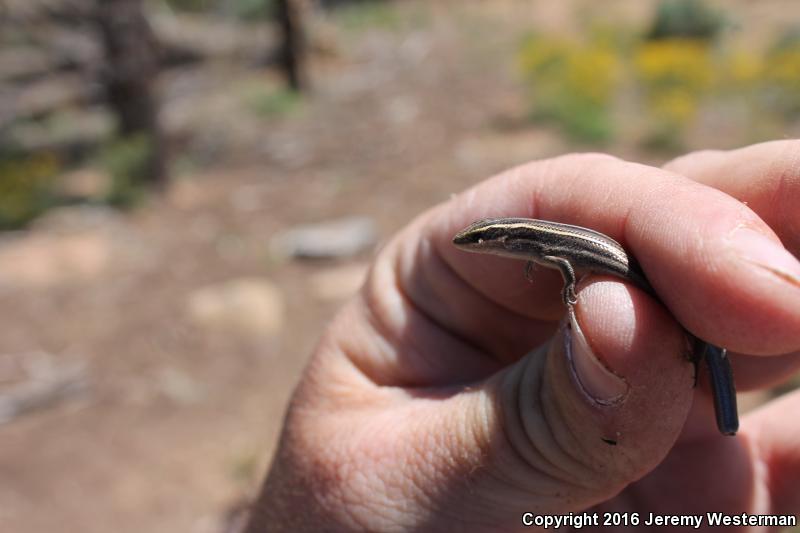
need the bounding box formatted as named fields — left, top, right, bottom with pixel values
left=431, top=153, right=800, bottom=355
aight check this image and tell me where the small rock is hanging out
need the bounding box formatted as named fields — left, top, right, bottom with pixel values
left=309, top=263, right=369, bottom=301
left=155, top=367, right=205, bottom=405
left=270, top=216, right=378, bottom=260
left=0, top=352, right=89, bottom=424
left=186, top=278, right=284, bottom=337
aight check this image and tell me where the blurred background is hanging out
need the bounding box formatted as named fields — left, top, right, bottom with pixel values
left=1, top=0, right=799, bottom=531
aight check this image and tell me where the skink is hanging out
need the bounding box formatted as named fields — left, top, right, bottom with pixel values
left=453, top=217, right=738, bottom=436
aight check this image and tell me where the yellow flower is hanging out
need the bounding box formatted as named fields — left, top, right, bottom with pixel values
left=634, top=39, right=713, bottom=91
left=764, top=47, right=800, bottom=86
left=519, top=35, right=619, bottom=106
left=727, top=50, right=762, bottom=84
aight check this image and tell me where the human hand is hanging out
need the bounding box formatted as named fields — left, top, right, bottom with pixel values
left=247, top=142, right=800, bottom=532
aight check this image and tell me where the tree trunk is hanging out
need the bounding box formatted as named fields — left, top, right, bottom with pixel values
left=275, top=0, right=309, bottom=92
left=95, top=0, right=167, bottom=186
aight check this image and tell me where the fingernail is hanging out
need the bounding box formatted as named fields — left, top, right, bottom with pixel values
left=565, top=308, right=629, bottom=405
left=729, top=227, right=800, bottom=289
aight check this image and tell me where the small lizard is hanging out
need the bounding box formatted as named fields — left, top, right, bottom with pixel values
left=453, top=217, right=738, bottom=436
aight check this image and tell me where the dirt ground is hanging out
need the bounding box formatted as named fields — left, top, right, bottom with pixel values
left=0, top=2, right=796, bottom=532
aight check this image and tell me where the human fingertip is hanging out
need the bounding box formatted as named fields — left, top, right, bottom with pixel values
left=728, top=226, right=800, bottom=291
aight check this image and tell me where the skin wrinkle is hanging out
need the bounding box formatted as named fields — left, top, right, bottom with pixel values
left=673, top=150, right=798, bottom=298
left=528, top=363, right=625, bottom=515
left=617, top=166, right=677, bottom=254
left=520, top=355, right=571, bottom=483
left=460, top=396, right=500, bottom=505
left=351, top=291, right=408, bottom=386
left=631, top=174, right=690, bottom=253
left=540, top=366, right=599, bottom=488
left=505, top=155, right=591, bottom=222
left=360, top=256, right=489, bottom=387
left=427, top=235, right=555, bottom=359
left=514, top=163, right=543, bottom=220
left=484, top=454, right=548, bottom=501
left=498, top=365, right=542, bottom=476
left=404, top=226, right=520, bottom=359
left=439, top=403, right=528, bottom=529
left=548, top=336, right=613, bottom=481
left=442, top=248, right=556, bottom=322
left=332, top=316, right=395, bottom=389
left=466, top=387, right=494, bottom=461
left=572, top=158, right=639, bottom=229
left=772, top=144, right=800, bottom=250
left=306, top=348, right=375, bottom=410
left=741, top=258, right=800, bottom=290
left=614, top=201, right=636, bottom=253
left=547, top=322, right=605, bottom=461
left=432, top=413, right=499, bottom=525
left=390, top=269, right=497, bottom=381
left=537, top=351, right=612, bottom=495
left=520, top=352, right=592, bottom=492
left=418, top=236, right=508, bottom=359
left=497, top=360, right=575, bottom=499
left=770, top=145, right=796, bottom=231
left=563, top=154, right=625, bottom=209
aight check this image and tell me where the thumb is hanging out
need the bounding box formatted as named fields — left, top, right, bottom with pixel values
left=457, top=279, right=694, bottom=518
left=247, top=281, right=696, bottom=532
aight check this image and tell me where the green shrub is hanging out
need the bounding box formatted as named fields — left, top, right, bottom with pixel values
left=516, top=5, right=800, bottom=152
left=161, top=0, right=213, bottom=13
left=633, top=39, right=713, bottom=147
left=646, top=0, right=726, bottom=41
left=762, top=28, right=800, bottom=116
left=230, top=0, right=274, bottom=21
left=245, top=85, right=303, bottom=117
left=97, top=135, right=153, bottom=208
left=518, top=35, right=619, bottom=143
left=333, top=1, right=405, bottom=32
left=161, top=0, right=274, bottom=20
left=0, top=151, right=59, bottom=230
